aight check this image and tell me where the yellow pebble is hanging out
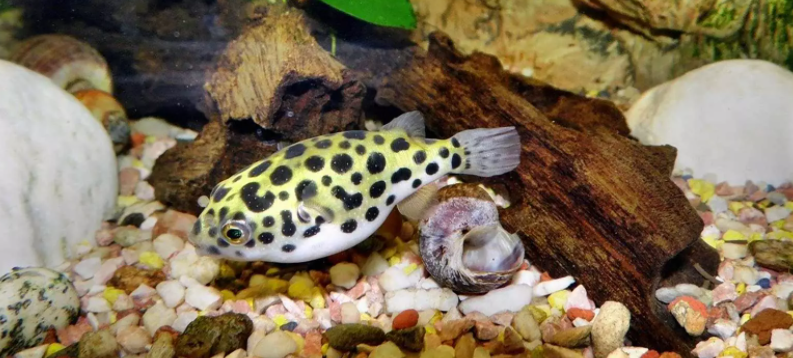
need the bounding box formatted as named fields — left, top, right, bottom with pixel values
left=132, top=158, right=145, bottom=168
left=246, top=298, right=255, bottom=310
left=381, top=246, right=397, bottom=259
left=702, top=236, right=723, bottom=250
left=785, top=202, right=793, bottom=211
left=403, top=263, right=418, bottom=275
left=788, top=311, right=793, bottom=320
left=728, top=202, right=745, bottom=214
left=740, top=313, right=751, bottom=324
left=309, top=287, right=326, bottom=309
left=273, top=315, right=289, bottom=327
left=109, top=311, right=117, bottom=324
left=388, top=256, right=402, bottom=266
left=102, top=287, right=125, bottom=305
left=757, top=200, right=772, bottom=209
left=117, top=195, right=139, bottom=207
left=429, top=311, right=443, bottom=325
left=285, top=331, right=305, bottom=353
left=722, top=230, right=746, bottom=241
left=305, top=305, right=314, bottom=319
left=361, top=313, right=372, bottom=321
left=497, top=329, right=505, bottom=342
left=772, top=220, right=787, bottom=230
left=720, top=346, right=746, bottom=358
left=288, top=276, right=315, bottom=301
left=46, top=343, right=66, bottom=357
left=527, top=305, right=549, bottom=324
left=548, top=290, right=570, bottom=311
left=249, top=274, right=267, bottom=287
left=748, top=233, right=763, bottom=242
left=424, top=325, right=436, bottom=335
left=219, top=290, right=236, bottom=302
left=139, top=251, right=164, bottom=269
left=145, top=135, right=158, bottom=144
left=321, top=343, right=329, bottom=355
left=736, top=283, right=746, bottom=294
left=266, top=267, right=280, bottom=275
left=688, top=179, right=715, bottom=202
left=585, top=90, right=599, bottom=98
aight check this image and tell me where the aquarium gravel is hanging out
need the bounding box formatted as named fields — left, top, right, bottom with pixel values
left=12, top=120, right=793, bottom=358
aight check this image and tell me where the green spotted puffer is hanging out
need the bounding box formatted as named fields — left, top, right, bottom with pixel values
left=188, top=111, right=522, bottom=263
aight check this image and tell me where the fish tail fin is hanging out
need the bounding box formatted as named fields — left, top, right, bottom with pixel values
left=450, top=127, right=521, bottom=177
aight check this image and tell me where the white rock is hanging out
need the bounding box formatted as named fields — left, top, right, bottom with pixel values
left=314, top=308, right=333, bottom=329
left=121, top=249, right=140, bottom=265
left=253, top=331, right=298, bottom=358
left=73, top=257, right=102, bottom=280
left=722, top=243, right=748, bottom=260
left=707, top=319, right=737, bottom=340
left=153, top=234, right=184, bottom=260
left=225, top=349, right=247, bottom=358
left=0, top=61, right=117, bottom=273
left=340, top=302, right=360, bottom=324
left=707, top=196, right=729, bottom=214
left=384, top=288, right=459, bottom=314
left=87, top=284, right=107, bottom=296
left=625, top=59, right=793, bottom=186
left=172, top=256, right=219, bottom=285
left=12, top=344, right=48, bottom=358
left=750, top=295, right=779, bottom=317
left=94, top=257, right=124, bottom=285
left=654, top=287, right=680, bottom=304
left=110, top=313, right=140, bottom=335
left=252, top=315, right=276, bottom=333
left=675, top=283, right=704, bottom=298
left=774, top=282, right=793, bottom=299
left=418, top=277, right=440, bottom=290
left=172, top=310, right=199, bottom=333
left=329, top=262, right=361, bottom=289
left=116, top=326, right=151, bottom=354
left=142, top=301, right=177, bottom=336
left=134, top=181, right=155, bottom=201
left=692, top=338, right=725, bottom=358
left=378, top=265, right=422, bottom=292
left=185, top=285, right=222, bottom=311
left=247, top=330, right=266, bottom=354
left=156, top=280, right=186, bottom=308
left=533, top=276, right=575, bottom=296
left=178, top=275, right=203, bottom=289
left=771, top=329, right=793, bottom=352
left=766, top=206, right=792, bottom=223
left=130, top=284, right=157, bottom=301
left=85, top=296, right=111, bottom=313
left=565, top=285, right=595, bottom=311
left=458, top=284, right=533, bottom=316
left=140, top=217, right=158, bottom=231
left=510, top=270, right=541, bottom=287
left=361, top=253, right=389, bottom=277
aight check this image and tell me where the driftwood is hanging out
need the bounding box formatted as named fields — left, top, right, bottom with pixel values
left=330, top=32, right=719, bottom=353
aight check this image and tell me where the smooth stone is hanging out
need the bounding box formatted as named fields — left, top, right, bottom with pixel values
left=626, top=59, right=793, bottom=186
left=0, top=60, right=117, bottom=273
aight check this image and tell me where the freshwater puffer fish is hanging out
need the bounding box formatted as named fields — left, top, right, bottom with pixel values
left=188, top=111, right=522, bottom=263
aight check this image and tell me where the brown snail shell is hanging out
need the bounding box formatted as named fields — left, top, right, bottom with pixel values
left=73, top=89, right=130, bottom=154
left=9, top=34, right=112, bottom=94
left=418, top=184, right=524, bottom=294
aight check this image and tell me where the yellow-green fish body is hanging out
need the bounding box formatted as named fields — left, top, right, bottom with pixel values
left=188, top=111, right=521, bottom=263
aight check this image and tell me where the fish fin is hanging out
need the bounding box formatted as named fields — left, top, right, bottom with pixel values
left=301, top=199, right=335, bottom=224
left=381, top=111, right=425, bottom=138
left=451, top=127, right=521, bottom=177
left=396, top=182, right=439, bottom=222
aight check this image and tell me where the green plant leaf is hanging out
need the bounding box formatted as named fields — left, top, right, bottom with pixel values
left=317, top=0, right=417, bottom=29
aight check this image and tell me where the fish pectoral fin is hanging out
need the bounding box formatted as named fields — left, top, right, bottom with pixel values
left=381, top=111, right=426, bottom=138
left=396, top=182, right=439, bottom=222
left=301, top=199, right=335, bottom=224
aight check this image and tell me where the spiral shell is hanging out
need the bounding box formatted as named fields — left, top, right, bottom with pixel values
left=9, top=34, right=112, bottom=94
left=73, top=89, right=130, bottom=154
left=418, top=183, right=524, bottom=294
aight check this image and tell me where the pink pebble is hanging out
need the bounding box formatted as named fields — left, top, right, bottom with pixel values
left=57, top=319, right=93, bottom=346
left=711, top=282, right=738, bottom=306
left=739, top=207, right=767, bottom=226
left=265, top=303, right=287, bottom=318
left=749, top=295, right=777, bottom=317
left=700, top=211, right=714, bottom=226
left=329, top=300, right=342, bottom=323
left=718, top=261, right=735, bottom=282
left=232, top=300, right=251, bottom=314
left=564, top=285, right=595, bottom=311
left=152, top=210, right=197, bottom=240
left=346, top=279, right=370, bottom=299
left=119, top=168, right=141, bottom=196
left=95, top=229, right=115, bottom=246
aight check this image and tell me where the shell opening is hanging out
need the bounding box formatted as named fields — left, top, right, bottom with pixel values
left=460, top=224, right=524, bottom=273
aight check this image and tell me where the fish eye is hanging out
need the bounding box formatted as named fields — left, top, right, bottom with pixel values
left=222, top=221, right=250, bottom=245
left=297, top=204, right=312, bottom=223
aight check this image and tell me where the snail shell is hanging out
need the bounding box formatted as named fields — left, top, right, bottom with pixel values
left=418, top=184, right=524, bottom=294
left=9, top=34, right=112, bottom=94
left=73, top=89, right=130, bottom=154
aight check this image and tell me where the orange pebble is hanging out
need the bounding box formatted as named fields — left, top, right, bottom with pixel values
left=668, top=296, right=708, bottom=316
left=566, top=308, right=595, bottom=321
left=540, top=272, right=552, bottom=282
left=659, top=353, right=682, bottom=358
left=392, top=309, right=419, bottom=329
left=642, top=350, right=660, bottom=358
left=130, top=132, right=146, bottom=147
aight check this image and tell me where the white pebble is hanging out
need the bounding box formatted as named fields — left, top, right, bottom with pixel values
left=185, top=285, right=223, bottom=311
left=329, top=262, right=361, bottom=289
left=189, top=257, right=220, bottom=285
left=564, top=285, right=595, bottom=311
left=654, top=287, right=680, bottom=304
left=121, top=248, right=140, bottom=265
left=110, top=313, right=140, bottom=335
left=86, top=313, right=100, bottom=331
left=156, top=280, right=186, bottom=308
left=142, top=301, right=177, bottom=335
left=692, top=338, right=724, bottom=358
left=247, top=330, right=266, bottom=354
left=153, top=233, right=185, bottom=260
left=533, top=276, right=575, bottom=296
left=418, top=277, right=440, bottom=290
left=172, top=310, right=199, bottom=333
left=750, top=295, right=779, bottom=317
left=225, top=349, right=247, bottom=358
left=85, top=296, right=111, bottom=313
left=73, top=257, right=102, bottom=280
left=94, top=257, right=125, bottom=285
left=384, top=288, right=459, bottom=314
left=252, top=316, right=276, bottom=333
left=766, top=206, right=791, bottom=223
left=12, top=344, right=48, bottom=358
left=341, top=302, right=360, bottom=323
left=197, top=195, right=210, bottom=208
left=131, top=284, right=157, bottom=301
left=458, top=284, right=533, bottom=316
left=734, top=265, right=758, bottom=285
left=140, top=217, right=158, bottom=231
left=361, top=253, right=389, bottom=277
left=707, top=319, right=737, bottom=340
left=722, top=243, right=748, bottom=260
left=675, top=283, right=704, bottom=298
left=72, top=280, right=93, bottom=297
left=178, top=275, right=203, bottom=289
left=774, top=282, right=793, bottom=299
left=378, top=265, right=422, bottom=292
left=134, top=181, right=155, bottom=201
left=253, top=331, right=298, bottom=358
left=771, top=329, right=793, bottom=352
left=88, top=284, right=107, bottom=295
left=116, top=326, right=152, bottom=354
left=313, top=308, right=333, bottom=329
left=510, top=270, right=541, bottom=287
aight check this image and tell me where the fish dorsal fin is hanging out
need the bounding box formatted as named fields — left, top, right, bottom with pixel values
left=396, top=182, right=439, bottom=222
left=299, top=199, right=335, bottom=225
left=381, top=111, right=426, bottom=138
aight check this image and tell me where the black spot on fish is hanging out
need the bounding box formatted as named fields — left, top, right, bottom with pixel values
left=365, top=207, right=379, bottom=222
left=305, top=156, right=325, bottom=172
left=464, top=150, right=471, bottom=155
left=391, top=168, right=412, bottom=184
left=412, top=179, right=422, bottom=188
left=226, top=194, right=236, bottom=202
left=233, top=176, right=242, bottom=183
left=374, top=135, right=385, bottom=145
left=233, top=212, right=246, bottom=221
left=270, top=166, right=293, bottom=185
left=331, top=153, right=354, bottom=174
left=303, top=226, right=320, bottom=238
left=451, top=153, right=462, bottom=169
left=258, top=232, right=274, bottom=244
left=207, top=209, right=215, bottom=217
left=279, top=191, right=289, bottom=201
left=207, top=246, right=220, bottom=255
left=367, top=152, right=386, bottom=174
left=249, top=160, right=272, bottom=177
left=426, top=163, right=439, bottom=175
left=386, top=195, right=396, bottom=205
left=245, top=239, right=256, bottom=248
left=451, top=138, right=461, bottom=148
left=339, top=141, right=351, bottom=149
left=322, top=175, right=332, bottom=186
left=390, top=138, right=410, bottom=152
left=192, top=219, right=202, bottom=235
left=355, top=145, right=366, bottom=155
left=295, top=180, right=318, bottom=201
left=316, top=216, right=326, bottom=225
left=413, top=151, right=426, bottom=164
left=282, top=244, right=296, bottom=252
left=466, top=162, right=471, bottom=170
left=315, top=139, right=332, bottom=149
left=343, top=131, right=367, bottom=140
left=284, top=143, right=307, bottom=159
left=208, top=227, right=218, bottom=237
left=235, top=251, right=244, bottom=257
left=211, top=185, right=229, bottom=202
left=263, top=216, right=275, bottom=227
left=439, top=147, right=449, bottom=158
left=281, top=210, right=296, bottom=237
left=351, top=172, right=363, bottom=185
left=219, top=207, right=229, bottom=221
left=332, top=186, right=364, bottom=211
left=369, top=181, right=386, bottom=198
left=217, top=238, right=229, bottom=248
left=240, top=183, right=276, bottom=212
left=341, top=219, right=358, bottom=233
